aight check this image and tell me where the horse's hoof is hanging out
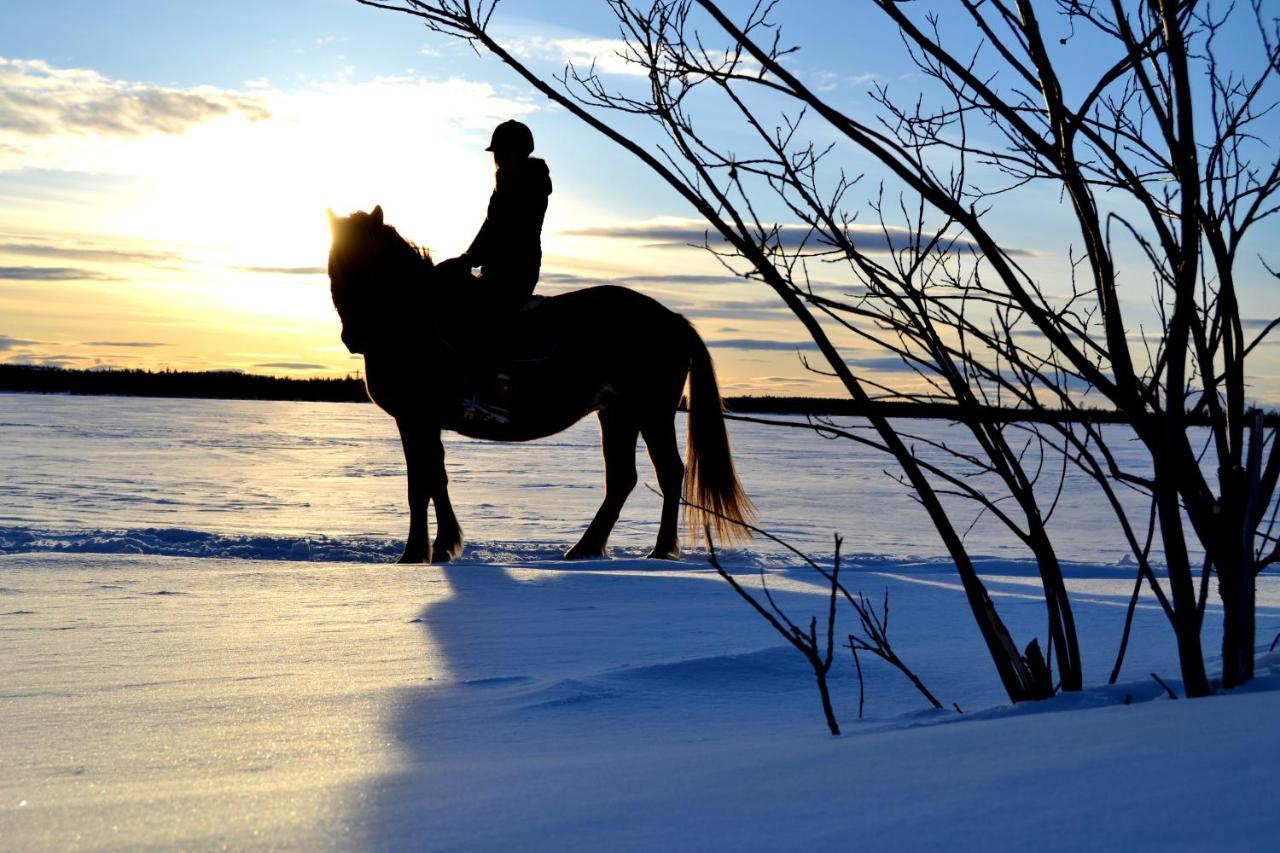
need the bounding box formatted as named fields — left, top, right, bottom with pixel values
left=397, top=550, right=429, bottom=564
left=432, top=540, right=464, bottom=563
left=645, top=548, right=681, bottom=561
left=563, top=545, right=605, bottom=560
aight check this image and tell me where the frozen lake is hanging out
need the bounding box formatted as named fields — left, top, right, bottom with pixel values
left=0, top=393, right=1162, bottom=566
left=2, top=392, right=1278, bottom=850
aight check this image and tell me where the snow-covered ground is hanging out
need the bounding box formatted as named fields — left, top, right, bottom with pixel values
left=2, top=394, right=1278, bottom=851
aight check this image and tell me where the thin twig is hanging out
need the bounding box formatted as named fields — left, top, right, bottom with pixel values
left=706, top=527, right=842, bottom=735
left=1151, top=672, right=1179, bottom=700
left=850, top=642, right=866, bottom=719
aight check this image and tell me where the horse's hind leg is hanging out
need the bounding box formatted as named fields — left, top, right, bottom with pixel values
left=641, top=417, right=684, bottom=560
left=430, top=484, right=465, bottom=563
left=564, top=410, right=639, bottom=560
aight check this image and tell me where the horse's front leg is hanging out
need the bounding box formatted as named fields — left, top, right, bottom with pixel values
left=395, top=417, right=433, bottom=563
left=395, top=417, right=464, bottom=564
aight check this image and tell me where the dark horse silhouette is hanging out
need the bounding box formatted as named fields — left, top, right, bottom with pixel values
left=328, top=206, right=754, bottom=563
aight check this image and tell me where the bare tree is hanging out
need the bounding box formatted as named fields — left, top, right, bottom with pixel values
left=360, top=0, right=1280, bottom=697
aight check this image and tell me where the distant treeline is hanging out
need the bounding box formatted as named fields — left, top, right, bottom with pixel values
left=725, top=395, right=1140, bottom=423
left=0, top=365, right=369, bottom=403
left=724, top=396, right=1275, bottom=426
left=1, top=365, right=1268, bottom=424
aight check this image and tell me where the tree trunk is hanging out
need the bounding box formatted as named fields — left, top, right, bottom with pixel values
left=1220, top=415, right=1263, bottom=688
left=1153, top=469, right=1212, bottom=698
left=1219, top=561, right=1256, bottom=689
left=1026, top=528, right=1083, bottom=691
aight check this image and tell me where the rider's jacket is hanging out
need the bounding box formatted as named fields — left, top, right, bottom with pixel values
left=465, top=157, right=552, bottom=309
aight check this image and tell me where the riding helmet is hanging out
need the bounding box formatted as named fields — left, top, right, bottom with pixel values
left=485, top=120, right=535, bottom=156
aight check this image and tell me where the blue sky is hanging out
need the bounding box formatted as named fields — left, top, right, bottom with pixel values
left=2, top=1, right=1277, bottom=400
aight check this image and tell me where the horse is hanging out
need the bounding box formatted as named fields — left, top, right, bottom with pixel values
left=327, top=205, right=754, bottom=563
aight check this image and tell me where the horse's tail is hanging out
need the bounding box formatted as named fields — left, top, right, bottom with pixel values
left=683, top=319, right=756, bottom=546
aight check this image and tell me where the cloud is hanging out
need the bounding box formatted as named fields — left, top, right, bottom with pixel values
left=704, top=342, right=925, bottom=372
left=810, top=70, right=878, bottom=92
left=0, top=239, right=178, bottom=265
left=736, top=374, right=825, bottom=387
left=0, top=333, right=39, bottom=351
left=508, top=36, right=646, bottom=77
left=237, top=265, right=327, bottom=276
left=538, top=271, right=786, bottom=316
left=849, top=355, right=917, bottom=372
left=506, top=32, right=762, bottom=80
left=83, top=341, right=167, bottom=348
left=621, top=273, right=746, bottom=287
left=252, top=362, right=329, bottom=371
left=679, top=302, right=788, bottom=320
left=541, top=271, right=746, bottom=288
left=0, top=265, right=114, bottom=280
left=565, top=219, right=1027, bottom=255
left=5, top=353, right=78, bottom=367
left=0, top=57, right=279, bottom=174
left=0, top=57, right=270, bottom=140
left=709, top=338, right=820, bottom=352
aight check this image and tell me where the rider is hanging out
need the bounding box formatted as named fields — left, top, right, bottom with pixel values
left=442, top=119, right=553, bottom=311
left=439, top=120, right=553, bottom=422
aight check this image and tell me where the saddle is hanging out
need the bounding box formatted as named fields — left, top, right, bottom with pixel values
left=506, top=295, right=556, bottom=363
left=441, top=294, right=558, bottom=426
left=436, top=294, right=557, bottom=364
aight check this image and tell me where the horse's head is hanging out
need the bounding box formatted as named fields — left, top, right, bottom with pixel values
left=327, top=205, right=433, bottom=354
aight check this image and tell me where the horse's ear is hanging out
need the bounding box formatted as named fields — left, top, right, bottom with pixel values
left=326, top=208, right=339, bottom=234
left=371, top=205, right=384, bottom=227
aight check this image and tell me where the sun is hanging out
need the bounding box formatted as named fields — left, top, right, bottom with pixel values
left=101, top=75, right=532, bottom=298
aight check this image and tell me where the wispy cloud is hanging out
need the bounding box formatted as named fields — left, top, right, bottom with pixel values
left=620, top=273, right=746, bottom=287
left=0, top=57, right=269, bottom=142
left=809, top=70, right=878, bottom=92
left=237, top=265, right=327, bottom=276
left=0, top=239, right=179, bottom=265
left=83, top=341, right=167, bottom=348
left=678, top=302, right=788, bottom=320
left=507, top=31, right=762, bottom=79
left=564, top=219, right=1025, bottom=255
left=5, top=353, right=78, bottom=368
left=0, top=265, right=114, bottom=280
left=539, top=271, right=785, bottom=319
left=725, top=374, right=827, bottom=393
left=0, top=333, right=40, bottom=351
left=850, top=355, right=917, bottom=372
left=252, top=361, right=329, bottom=371
left=541, top=271, right=745, bottom=288
left=507, top=36, right=645, bottom=77
left=709, top=338, right=820, bottom=352
left=706, top=341, right=922, bottom=373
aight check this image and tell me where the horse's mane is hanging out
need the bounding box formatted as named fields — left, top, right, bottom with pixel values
left=331, top=209, right=437, bottom=315
left=381, top=222, right=434, bottom=269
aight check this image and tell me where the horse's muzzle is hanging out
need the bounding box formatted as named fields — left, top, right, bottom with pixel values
left=341, top=328, right=367, bottom=355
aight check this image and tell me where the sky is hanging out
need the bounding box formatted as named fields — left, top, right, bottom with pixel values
left=1, top=0, right=1278, bottom=400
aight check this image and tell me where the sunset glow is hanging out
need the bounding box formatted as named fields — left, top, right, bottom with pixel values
left=3, top=3, right=1278, bottom=399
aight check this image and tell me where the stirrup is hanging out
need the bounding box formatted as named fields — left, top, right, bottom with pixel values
left=461, top=376, right=511, bottom=426
left=461, top=398, right=511, bottom=425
